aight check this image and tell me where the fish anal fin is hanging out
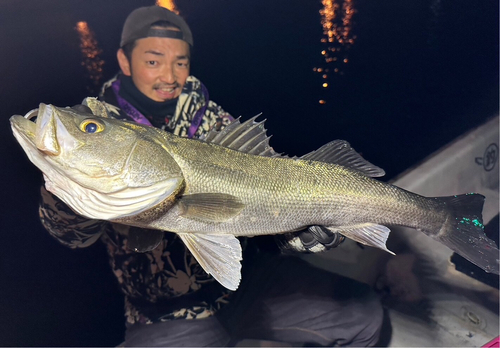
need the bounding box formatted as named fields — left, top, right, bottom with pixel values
left=327, top=223, right=395, bottom=255
left=178, top=233, right=242, bottom=291
left=179, top=193, right=244, bottom=222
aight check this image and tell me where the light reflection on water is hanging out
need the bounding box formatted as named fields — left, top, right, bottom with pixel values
left=315, top=0, right=356, bottom=103
left=75, top=21, right=105, bottom=94
left=156, top=0, right=179, bottom=13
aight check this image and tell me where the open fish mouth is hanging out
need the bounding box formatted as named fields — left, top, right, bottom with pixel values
left=11, top=109, right=38, bottom=136
left=10, top=111, right=41, bottom=161
left=24, top=108, right=39, bottom=122
left=11, top=104, right=70, bottom=156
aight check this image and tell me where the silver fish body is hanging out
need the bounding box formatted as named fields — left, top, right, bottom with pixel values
left=10, top=98, right=499, bottom=290
left=135, top=135, right=448, bottom=237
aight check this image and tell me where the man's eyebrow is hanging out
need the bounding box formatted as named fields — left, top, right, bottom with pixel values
left=144, top=50, right=164, bottom=56
left=143, top=51, right=189, bottom=60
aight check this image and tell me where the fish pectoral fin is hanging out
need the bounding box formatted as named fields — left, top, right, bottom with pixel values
left=178, top=233, right=242, bottom=291
left=327, top=223, right=395, bottom=255
left=178, top=193, right=244, bottom=222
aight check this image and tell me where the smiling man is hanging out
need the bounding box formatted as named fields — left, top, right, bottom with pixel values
left=118, top=33, right=190, bottom=102
left=100, top=6, right=233, bottom=136
left=38, top=5, right=383, bottom=347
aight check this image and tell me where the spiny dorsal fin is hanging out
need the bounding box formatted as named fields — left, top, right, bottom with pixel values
left=202, top=118, right=385, bottom=175
left=200, top=116, right=283, bottom=157
left=301, top=140, right=385, bottom=177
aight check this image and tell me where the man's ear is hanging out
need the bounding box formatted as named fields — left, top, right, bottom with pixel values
left=117, top=49, right=131, bottom=76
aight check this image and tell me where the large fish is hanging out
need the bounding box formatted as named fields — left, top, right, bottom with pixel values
left=10, top=98, right=499, bottom=290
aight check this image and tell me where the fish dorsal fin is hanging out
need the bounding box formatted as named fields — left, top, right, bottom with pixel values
left=178, top=193, right=244, bottom=222
left=301, top=140, right=385, bottom=177
left=326, top=223, right=395, bottom=255
left=202, top=118, right=385, bottom=175
left=178, top=233, right=242, bottom=290
left=201, top=116, right=283, bottom=157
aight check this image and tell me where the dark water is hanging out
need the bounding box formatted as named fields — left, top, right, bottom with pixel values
left=0, top=0, right=498, bottom=345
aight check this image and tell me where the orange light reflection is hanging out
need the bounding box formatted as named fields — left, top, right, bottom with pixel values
left=156, top=0, right=179, bottom=14
left=75, top=21, right=104, bottom=93
left=314, top=0, right=356, bottom=83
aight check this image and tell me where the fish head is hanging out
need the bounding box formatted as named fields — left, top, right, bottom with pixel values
left=10, top=102, right=184, bottom=220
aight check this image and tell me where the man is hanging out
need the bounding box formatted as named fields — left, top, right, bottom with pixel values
left=39, top=6, right=383, bottom=346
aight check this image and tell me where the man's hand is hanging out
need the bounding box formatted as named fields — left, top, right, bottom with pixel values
left=275, top=226, right=345, bottom=254
left=298, top=226, right=345, bottom=252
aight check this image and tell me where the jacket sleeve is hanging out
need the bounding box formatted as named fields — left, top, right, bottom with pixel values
left=39, top=185, right=106, bottom=248
left=194, top=100, right=234, bottom=138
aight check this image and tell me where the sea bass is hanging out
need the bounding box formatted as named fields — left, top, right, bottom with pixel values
left=10, top=98, right=499, bottom=290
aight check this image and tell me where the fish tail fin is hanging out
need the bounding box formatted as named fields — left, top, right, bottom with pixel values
left=431, top=194, right=499, bottom=275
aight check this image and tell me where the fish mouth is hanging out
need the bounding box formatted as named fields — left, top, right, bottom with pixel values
left=10, top=112, right=39, bottom=157
left=10, top=108, right=38, bottom=133
left=11, top=103, right=79, bottom=157
left=10, top=105, right=71, bottom=186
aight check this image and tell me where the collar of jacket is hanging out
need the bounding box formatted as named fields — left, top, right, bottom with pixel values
left=118, top=74, right=178, bottom=121
left=103, top=74, right=209, bottom=138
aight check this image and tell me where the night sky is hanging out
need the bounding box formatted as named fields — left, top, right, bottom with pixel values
left=0, top=0, right=498, bottom=346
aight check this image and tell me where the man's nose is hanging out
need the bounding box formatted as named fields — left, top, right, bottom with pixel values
left=160, top=65, right=176, bottom=84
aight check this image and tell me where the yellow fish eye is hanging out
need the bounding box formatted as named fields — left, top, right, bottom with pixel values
left=80, top=119, right=105, bottom=134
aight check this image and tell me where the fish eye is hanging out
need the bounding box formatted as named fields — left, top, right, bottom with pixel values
left=80, top=119, right=105, bottom=134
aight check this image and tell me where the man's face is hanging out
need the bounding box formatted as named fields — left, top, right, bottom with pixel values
left=117, top=36, right=190, bottom=102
